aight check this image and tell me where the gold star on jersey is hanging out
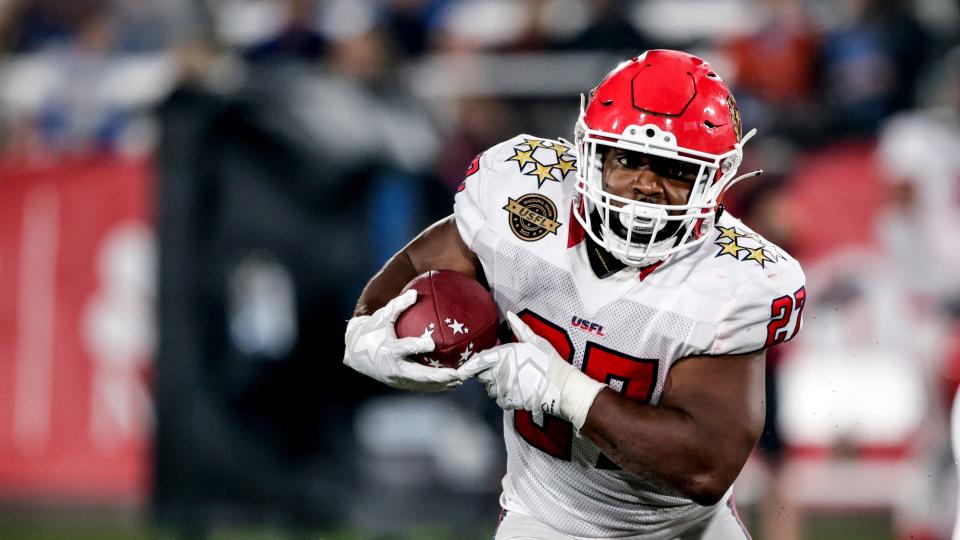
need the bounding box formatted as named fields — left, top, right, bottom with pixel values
left=507, top=138, right=578, bottom=188
left=713, top=225, right=779, bottom=268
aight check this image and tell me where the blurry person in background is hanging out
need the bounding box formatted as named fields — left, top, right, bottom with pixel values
left=875, top=44, right=960, bottom=540
left=818, top=0, right=933, bottom=137
left=154, top=0, right=444, bottom=532
left=379, top=0, right=448, bottom=59
left=1, top=0, right=102, bottom=52
left=1, top=2, right=128, bottom=155
left=344, top=50, right=806, bottom=539
left=244, top=0, right=326, bottom=63
left=436, top=96, right=519, bottom=192
left=34, top=6, right=123, bottom=154
left=875, top=46, right=960, bottom=307
left=725, top=173, right=802, bottom=540
left=723, top=0, right=820, bottom=146
left=562, top=0, right=651, bottom=53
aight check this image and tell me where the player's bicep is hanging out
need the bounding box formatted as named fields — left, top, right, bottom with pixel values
left=661, top=350, right=766, bottom=451
left=405, top=215, right=482, bottom=281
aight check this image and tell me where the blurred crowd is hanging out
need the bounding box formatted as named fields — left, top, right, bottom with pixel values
left=2, top=0, right=960, bottom=538
left=1, top=0, right=955, bottom=159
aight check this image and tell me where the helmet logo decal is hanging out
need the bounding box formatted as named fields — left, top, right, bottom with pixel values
left=726, top=95, right=742, bottom=142
left=503, top=194, right=561, bottom=241
left=507, top=138, right=577, bottom=188
left=714, top=225, right=780, bottom=267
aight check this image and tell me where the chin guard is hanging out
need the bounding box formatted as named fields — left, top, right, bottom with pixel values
left=617, top=204, right=669, bottom=240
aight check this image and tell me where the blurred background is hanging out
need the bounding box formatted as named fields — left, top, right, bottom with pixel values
left=0, top=0, right=959, bottom=538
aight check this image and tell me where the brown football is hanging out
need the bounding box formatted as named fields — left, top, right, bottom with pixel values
left=395, top=269, right=499, bottom=369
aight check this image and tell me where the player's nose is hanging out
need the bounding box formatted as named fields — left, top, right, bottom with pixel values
left=631, top=168, right=665, bottom=201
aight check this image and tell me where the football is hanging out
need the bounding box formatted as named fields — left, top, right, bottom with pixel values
left=395, top=269, right=499, bottom=369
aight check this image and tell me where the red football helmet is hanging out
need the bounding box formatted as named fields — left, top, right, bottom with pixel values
left=574, top=49, right=759, bottom=266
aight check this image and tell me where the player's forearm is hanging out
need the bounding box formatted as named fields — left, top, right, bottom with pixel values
left=580, top=389, right=757, bottom=506
left=354, top=250, right=420, bottom=316
left=353, top=216, right=481, bottom=317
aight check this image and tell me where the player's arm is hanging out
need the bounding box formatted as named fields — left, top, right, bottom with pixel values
left=461, top=311, right=771, bottom=505
left=353, top=215, right=481, bottom=316
left=342, top=216, right=481, bottom=392
left=346, top=142, right=496, bottom=391
left=579, top=350, right=765, bottom=506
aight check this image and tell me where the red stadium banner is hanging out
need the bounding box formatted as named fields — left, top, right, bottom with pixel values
left=0, top=156, right=152, bottom=502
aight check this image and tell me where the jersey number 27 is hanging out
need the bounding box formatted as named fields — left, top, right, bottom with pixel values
left=512, top=309, right=658, bottom=469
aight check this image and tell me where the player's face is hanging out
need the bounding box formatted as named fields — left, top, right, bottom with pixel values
left=600, top=147, right=697, bottom=207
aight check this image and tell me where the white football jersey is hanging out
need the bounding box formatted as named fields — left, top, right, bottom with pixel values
left=454, top=134, right=805, bottom=539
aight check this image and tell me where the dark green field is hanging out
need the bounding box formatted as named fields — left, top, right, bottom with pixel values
left=0, top=507, right=895, bottom=540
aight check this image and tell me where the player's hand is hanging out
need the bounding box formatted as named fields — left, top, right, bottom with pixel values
left=343, top=290, right=464, bottom=392
left=458, top=311, right=606, bottom=429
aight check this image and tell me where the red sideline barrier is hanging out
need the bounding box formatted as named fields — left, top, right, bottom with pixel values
left=0, top=156, right=152, bottom=503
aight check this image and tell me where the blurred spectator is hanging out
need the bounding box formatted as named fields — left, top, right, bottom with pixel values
left=436, top=96, right=518, bottom=191
left=380, top=0, right=451, bottom=58
left=724, top=0, right=820, bottom=144
left=875, top=46, right=960, bottom=306
left=155, top=9, right=445, bottom=531
left=729, top=174, right=803, bottom=540
left=818, top=0, right=933, bottom=137
left=3, top=0, right=104, bottom=52
left=875, top=48, right=960, bottom=538
left=244, top=0, right=326, bottom=63
left=111, top=0, right=196, bottom=52
left=31, top=5, right=127, bottom=154
left=430, top=0, right=535, bottom=52
left=727, top=0, right=818, bottom=105
left=562, top=0, right=651, bottom=53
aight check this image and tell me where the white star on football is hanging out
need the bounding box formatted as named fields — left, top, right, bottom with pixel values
left=444, top=318, right=451, bottom=324
left=426, top=357, right=442, bottom=368
left=459, top=342, right=475, bottom=364
left=421, top=323, right=435, bottom=339
left=447, top=319, right=467, bottom=334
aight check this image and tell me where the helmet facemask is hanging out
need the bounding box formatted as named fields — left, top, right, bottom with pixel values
left=574, top=95, right=757, bottom=267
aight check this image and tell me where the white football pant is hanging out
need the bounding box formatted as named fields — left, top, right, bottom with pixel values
left=494, top=503, right=751, bottom=540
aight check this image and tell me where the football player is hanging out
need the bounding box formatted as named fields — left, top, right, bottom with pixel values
left=344, top=50, right=805, bottom=539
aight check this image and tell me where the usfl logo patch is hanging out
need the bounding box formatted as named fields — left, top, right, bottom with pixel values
left=503, top=193, right=561, bottom=241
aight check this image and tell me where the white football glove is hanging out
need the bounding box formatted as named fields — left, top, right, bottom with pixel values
left=458, top=311, right=606, bottom=429
left=344, top=290, right=465, bottom=392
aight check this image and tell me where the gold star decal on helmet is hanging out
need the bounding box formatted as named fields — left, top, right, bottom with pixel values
left=716, top=239, right=746, bottom=259
left=744, top=246, right=773, bottom=267
left=555, top=158, right=577, bottom=176
left=531, top=162, right=556, bottom=187
left=508, top=148, right=536, bottom=169
left=716, top=226, right=743, bottom=242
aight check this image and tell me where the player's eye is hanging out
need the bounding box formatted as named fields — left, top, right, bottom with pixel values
left=615, top=151, right=650, bottom=169
left=661, top=162, right=700, bottom=183
left=645, top=155, right=698, bottom=182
